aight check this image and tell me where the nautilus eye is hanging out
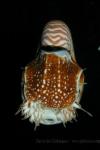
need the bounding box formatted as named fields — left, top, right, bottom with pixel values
left=18, top=20, right=92, bottom=129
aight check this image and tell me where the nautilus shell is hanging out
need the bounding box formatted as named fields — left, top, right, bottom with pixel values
left=19, top=20, right=92, bottom=129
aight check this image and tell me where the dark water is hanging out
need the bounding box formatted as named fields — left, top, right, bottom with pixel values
left=5, top=1, right=100, bottom=144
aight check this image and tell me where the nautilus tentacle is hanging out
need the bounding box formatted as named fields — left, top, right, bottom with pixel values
left=19, top=20, right=92, bottom=129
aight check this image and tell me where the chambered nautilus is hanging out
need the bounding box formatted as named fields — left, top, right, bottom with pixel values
left=18, top=20, right=92, bottom=129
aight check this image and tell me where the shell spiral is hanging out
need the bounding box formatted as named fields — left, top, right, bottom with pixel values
left=41, top=20, right=75, bottom=60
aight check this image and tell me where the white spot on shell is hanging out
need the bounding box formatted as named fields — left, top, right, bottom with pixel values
left=58, top=83, right=60, bottom=87
left=54, top=77, right=56, bottom=79
left=61, top=96, right=64, bottom=99
left=43, top=96, right=46, bottom=99
left=70, top=88, right=73, bottom=91
left=67, top=92, right=70, bottom=95
left=55, top=95, right=58, bottom=99
left=63, top=93, right=66, bottom=96
left=44, top=69, right=47, bottom=74
left=38, top=95, right=41, bottom=98
left=58, top=70, right=60, bottom=73
left=58, top=60, right=60, bottom=64
left=54, top=85, right=56, bottom=88
left=43, top=79, right=46, bottom=84
left=58, top=89, right=60, bottom=92
left=42, top=85, right=45, bottom=88
left=43, top=90, right=46, bottom=94
left=64, top=86, right=67, bottom=89
left=46, top=93, right=48, bottom=96
left=37, top=84, right=39, bottom=87
left=55, top=92, right=58, bottom=95
left=60, top=90, right=62, bottom=94
left=37, top=89, right=40, bottom=92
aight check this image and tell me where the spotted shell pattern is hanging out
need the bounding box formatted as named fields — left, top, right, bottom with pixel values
left=19, top=20, right=91, bottom=129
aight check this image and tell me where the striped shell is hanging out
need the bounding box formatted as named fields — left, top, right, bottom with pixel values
left=41, top=20, right=75, bottom=61
left=19, top=20, right=92, bottom=129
